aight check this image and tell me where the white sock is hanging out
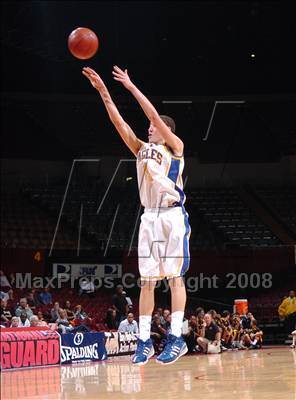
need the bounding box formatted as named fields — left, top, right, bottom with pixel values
left=292, top=335, right=296, bottom=346
left=252, top=339, right=257, bottom=346
left=139, top=315, right=151, bottom=342
left=171, top=311, right=184, bottom=337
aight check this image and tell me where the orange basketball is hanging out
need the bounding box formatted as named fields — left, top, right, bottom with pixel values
left=68, top=27, right=99, bottom=60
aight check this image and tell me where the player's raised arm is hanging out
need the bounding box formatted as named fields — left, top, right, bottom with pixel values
left=82, top=67, right=143, bottom=157
left=112, top=66, right=184, bottom=156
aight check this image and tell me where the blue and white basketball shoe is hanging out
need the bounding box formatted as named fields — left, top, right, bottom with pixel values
left=132, top=338, right=155, bottom=365
left=156, top=334, right=188, bottom=365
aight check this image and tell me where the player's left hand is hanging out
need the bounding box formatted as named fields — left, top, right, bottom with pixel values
left=112, top=66, right=134, bottom=90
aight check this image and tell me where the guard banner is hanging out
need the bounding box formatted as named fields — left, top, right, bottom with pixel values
left=60, top=331, right=107, bottom=364
left=0, top=328, right=60, bottom=370
left=104, top=332, right=137, bottom=356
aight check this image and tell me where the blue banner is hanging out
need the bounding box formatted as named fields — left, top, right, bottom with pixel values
left=61, top=332, right=107, bottom=364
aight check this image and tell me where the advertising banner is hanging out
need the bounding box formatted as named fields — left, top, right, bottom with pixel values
left=60, top=331, right=107, bottom=364
left=52, top=263, right=122, bottom=278
left=104, top=332, right=137, bottom=356
left=0, top=328, right=60, bottom=370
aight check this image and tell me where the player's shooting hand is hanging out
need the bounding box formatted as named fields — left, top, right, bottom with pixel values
left=82, top=67, right=105, bottom=91
left=112, top=65, right=134, bottom=90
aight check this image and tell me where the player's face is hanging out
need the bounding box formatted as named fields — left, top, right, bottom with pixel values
left=148, top=123, right=164, bottom=144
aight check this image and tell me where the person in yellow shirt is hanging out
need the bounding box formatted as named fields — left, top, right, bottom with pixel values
left=278, top=290, right=296, bottom=335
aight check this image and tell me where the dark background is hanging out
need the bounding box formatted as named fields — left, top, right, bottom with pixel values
left=1, top=1, right=295, bottom=161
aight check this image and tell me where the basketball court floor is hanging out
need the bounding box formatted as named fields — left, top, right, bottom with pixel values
left=1, top=347, right=295, bottom=400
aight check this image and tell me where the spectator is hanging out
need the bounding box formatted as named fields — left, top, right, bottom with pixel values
left=242, top=319, right=263, bottom=349
left=278, top=290, right=296, bottom=335
left=231, top=314, right=246, bottom=350
left=38, top=287, right=52, bottom=305
left=0, top=299, right=12, bottom=326
left=50, top=302, right=61, bottom=322
left=30, top=315, right=40, bottom=327
left=64, top=300, right=75, bottom=321
left=37, top=311, right=48, bottom=326
left=26, top=291, right=38, bottom=311
left=196, top=313, right=221, bottom=354
left=183, top=315, right=199, bottom=353
left=196, top=307, right=205, bottom=319
left=118, top=312, right=139, bottom=334
left=112, top=285, right=128, bottom=322
left=241, top=312, right=254, bottom=330
left=10, top=316, right=20, bottom=328
left=105, top=308, right=119, bottom=330
left=151, top=313, right=168, bottom=354
left=15, top=298, right=33, bottom=319
left=74, top=304, right=88, bottom=320
left=57, top=308, right=90, bottom=334
left=18, top=312, right=30, bottom=327
left=0, top=270, right=11, bottom=289
left=163, top=313, right=172, bottom=334
left=221, top=310, right=233, bottom=350
left=56, top=309, right=73, bottom=333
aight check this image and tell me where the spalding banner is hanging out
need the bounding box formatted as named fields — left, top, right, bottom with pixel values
left=104, top=332, right=137, bottom=356
left=60, top=331, right=107, bottom=364
left=0, top=328, right=60, bottom=370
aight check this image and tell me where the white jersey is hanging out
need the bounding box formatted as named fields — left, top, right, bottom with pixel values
left=136, top=142, right=186, bottom=209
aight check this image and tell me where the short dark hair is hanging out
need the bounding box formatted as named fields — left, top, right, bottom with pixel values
left=160, top=115, right=176, bottom=133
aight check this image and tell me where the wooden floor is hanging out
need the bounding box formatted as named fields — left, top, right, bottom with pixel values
left=1, top=347, right=296, bottom=400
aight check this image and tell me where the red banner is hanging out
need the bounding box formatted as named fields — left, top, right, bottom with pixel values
left=0, top=328, right=60, bottom=370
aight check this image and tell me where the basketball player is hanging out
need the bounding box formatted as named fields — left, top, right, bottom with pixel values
left=83, top=66, right=190, bottom=365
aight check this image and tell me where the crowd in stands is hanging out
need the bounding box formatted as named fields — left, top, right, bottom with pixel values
left=1, top=270, right=295, bottom=351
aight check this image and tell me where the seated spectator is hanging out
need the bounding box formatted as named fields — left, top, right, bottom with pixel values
left=163, top=314, right=172, bottom=335
left=0, top=270, right=11, bottom=290
left=150, top=313, right=168, bottom=354
left=37, top=311, right=48, bottom=326
left=195, top=307, right=205, bottom=320
left=118, top=312, right=139, bottom=334
left=112, top=285, right=128, bottom=323
left=15, top=298, right=33, bottom=319
left=64, top=300, right=75, bottom=321
left=241, top=312, right=254, bottom=330
left=231, top=314, right=246, bottom=350
left=242, top=319, right=263, bottom=349
left=183, top=315, right=199, bottom=353
left=220, top=310, right=233, bottom=350
left=30, top=315, right=42, bottom=327
left=74, top=304, right=88, bottom=320
left=38, top=287, right=53, bottom=305
left=50, top=302, right=61, bottom=322
left=57, top=308, right=90, bottom=334
left=196, top=313, right=221, bottom=354
left=162, top=308, right=170, bottom=320
left=105, top=308, right=119, bottom=330
left=56, top=309, right=73, bottom=334
left=278, top=290, right=296, bottom=335
left=26, top=291, right=38, bottom=311
left=18, top=312, right=30, bottom=327
left=10, top=316, right=20, bottom=328
left=0, top=299, right=12, bottom=326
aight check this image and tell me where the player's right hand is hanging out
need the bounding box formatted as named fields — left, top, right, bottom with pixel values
left=82, top=67, right=104, bottom=91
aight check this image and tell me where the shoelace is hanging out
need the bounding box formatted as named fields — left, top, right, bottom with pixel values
left=161, top=337, right=176, bottom=356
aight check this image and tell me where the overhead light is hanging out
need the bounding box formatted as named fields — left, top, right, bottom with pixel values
left=126, top=177, right=133, bottom=181
left=250, top=53, right=255, bottom=58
